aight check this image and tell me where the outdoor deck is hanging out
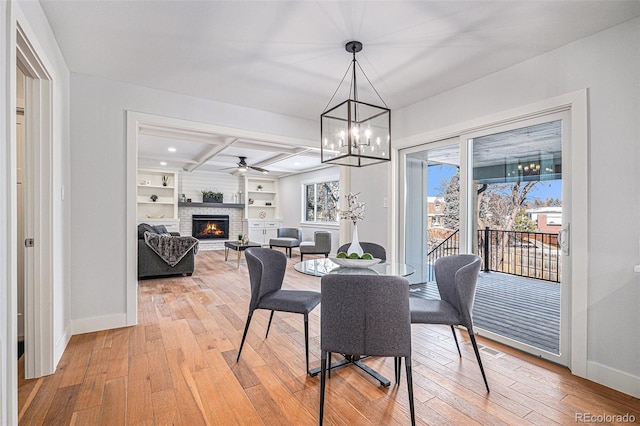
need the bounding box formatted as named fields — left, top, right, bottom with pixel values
left=409, top=271, right=561, bottom=354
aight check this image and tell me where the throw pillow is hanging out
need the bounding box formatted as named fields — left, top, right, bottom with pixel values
left=153, top=225, right=168, bottom=234
left=138, top=223, right=156, bottom=239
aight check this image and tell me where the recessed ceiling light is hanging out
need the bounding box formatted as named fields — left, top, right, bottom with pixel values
left=168, top=147, right=176, bottom=152
left=160, top=161, right=167, bottom=166
left=294, top=162, right=300, bottom=166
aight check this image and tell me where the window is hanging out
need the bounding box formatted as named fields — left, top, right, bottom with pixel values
left=305, top=180, right=339, bottom=222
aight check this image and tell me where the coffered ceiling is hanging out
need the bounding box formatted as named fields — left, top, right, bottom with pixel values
left=39, top=1, right=640, bottom=176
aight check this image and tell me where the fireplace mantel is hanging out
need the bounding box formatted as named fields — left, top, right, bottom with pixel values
left=179, top=202, right=244, bottom=208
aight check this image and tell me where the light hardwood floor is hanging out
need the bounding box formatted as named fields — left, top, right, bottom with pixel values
left=18, top=250, right=640, bottom=425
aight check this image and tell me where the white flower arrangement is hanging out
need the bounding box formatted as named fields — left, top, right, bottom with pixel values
left=339, top=192, right=366, bottom=225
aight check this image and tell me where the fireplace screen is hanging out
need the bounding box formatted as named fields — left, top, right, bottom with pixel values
left=192, top=214, right=229, bottom=240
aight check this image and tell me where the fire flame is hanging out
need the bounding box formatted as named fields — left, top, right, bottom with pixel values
left=199, top=222, right=224, bottom=236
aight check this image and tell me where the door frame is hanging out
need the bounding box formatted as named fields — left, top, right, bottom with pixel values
left=394, top=90, right=588, bottom=376
left=13, top=10, right=56, bottom=380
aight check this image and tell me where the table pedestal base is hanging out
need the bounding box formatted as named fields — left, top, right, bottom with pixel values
left=309, top=355, right=390, bottom=387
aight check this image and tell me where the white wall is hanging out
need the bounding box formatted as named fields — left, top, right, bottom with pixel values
left=178, top=169, right=244, bottom=205
left=349, top=163, right=391, bottom=253
left=278, top=167, right=341, bottom=252
left=393, top=18, right=640, bottom=396
left=70, top=72, right=316, bottom=324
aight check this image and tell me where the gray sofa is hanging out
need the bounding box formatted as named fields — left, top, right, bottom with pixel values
left=138, top=223, right=196, bottom=279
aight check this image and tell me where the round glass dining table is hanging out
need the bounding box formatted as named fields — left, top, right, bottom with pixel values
left=294, top=257, right=415, bottom=277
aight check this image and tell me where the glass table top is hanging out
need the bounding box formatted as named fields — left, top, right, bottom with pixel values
left=294, top=258, right=415, bottom=277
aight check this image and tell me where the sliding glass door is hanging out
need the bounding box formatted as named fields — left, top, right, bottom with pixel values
left=402, top=111, right=570, bottom=365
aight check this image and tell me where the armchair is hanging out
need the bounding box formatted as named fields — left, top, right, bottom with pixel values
left=299, top=231, right=332, bottom=262
left=269, top=227, right=302, bottom=258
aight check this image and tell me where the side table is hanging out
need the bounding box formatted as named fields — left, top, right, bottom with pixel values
left=224, top=241, right=262, bottom=268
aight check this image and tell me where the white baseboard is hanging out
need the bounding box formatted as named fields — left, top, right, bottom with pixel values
left=71, top=313, right=128, bottom=335
left=54, top=324, right=71, bottom=367
left=587, top=360, right=640, bottom=398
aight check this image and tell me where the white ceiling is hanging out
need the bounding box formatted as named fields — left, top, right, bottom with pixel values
left=40, top=0, right=640, bottom=176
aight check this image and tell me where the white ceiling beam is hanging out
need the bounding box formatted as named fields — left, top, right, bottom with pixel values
left=139, top=125, right=225, bottom=145
left=138, top=154, right=199, bottom=164
left=232, top=139, right=309, bottom=154
left=253, top=147, right=315, bottom=168
left=185, top=137, right=239, bottom=172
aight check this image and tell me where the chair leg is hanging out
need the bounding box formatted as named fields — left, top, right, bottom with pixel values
left=394, top=357, right=398, bottom=384
left=405, top=356, right=416, bottom=426
left=324, top=253, right=328, bottom=258
left=327, top=352, right=332, bottom=379
left=265, top=310, right=275, bottom=338
left=319, top=350, right=327, bottom=426
left=236, top=312, right=253, bottom=362
left=304, top=314, right=310, bottom=374
left=394, top=357, right=402, bottom=385
left=451, top=325, right=462, bottom=357
left=469, top=332, right=490, bottom=392
left=300, top=253, right=304, bottom=262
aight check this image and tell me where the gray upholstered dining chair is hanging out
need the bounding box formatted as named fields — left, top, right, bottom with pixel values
left=319, top=274, right=415, bottom=425
left=337, top=242, right=386, bottom=261
left=409, top=254, right=489, bottom=392
left=299, top=231, right=332, bottom=262
left=269, top=227, right=302, bottom=258
left=236, top=247, right=321, bottom=375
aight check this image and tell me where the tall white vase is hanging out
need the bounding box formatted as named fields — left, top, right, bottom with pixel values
left=347, top=223, right=364, bottom=257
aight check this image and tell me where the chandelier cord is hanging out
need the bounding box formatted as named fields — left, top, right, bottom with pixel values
left=322, top=62, right=352, bottom=114
left=355, top=61, right=389, bottom=108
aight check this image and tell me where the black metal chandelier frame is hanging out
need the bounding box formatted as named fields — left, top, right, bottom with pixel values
left=320, top=41, right=391, bottom=167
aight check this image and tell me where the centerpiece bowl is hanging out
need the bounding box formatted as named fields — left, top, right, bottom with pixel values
left=329, top=257, right=381, bottom=268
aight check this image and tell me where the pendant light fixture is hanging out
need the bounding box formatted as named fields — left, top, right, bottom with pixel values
left=321, top=41, right=391, bottom=167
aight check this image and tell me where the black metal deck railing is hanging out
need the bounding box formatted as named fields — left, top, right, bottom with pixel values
left=426, top=227, right=561, bottom=283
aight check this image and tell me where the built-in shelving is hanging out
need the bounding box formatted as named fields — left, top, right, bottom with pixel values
left=245, top=177, right=279, bottom=220
left=138, top=169, right=179, bottom=231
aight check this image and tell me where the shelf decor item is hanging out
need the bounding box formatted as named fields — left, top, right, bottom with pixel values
left=162, top=175, right=169, bottom=186
left=339, top=192, right=366, bottom=257
left=202, top=190, right=223, bottom=203
left=257, top=185, right=263, bottom=191
left=150, top=194, right=158, bottom=202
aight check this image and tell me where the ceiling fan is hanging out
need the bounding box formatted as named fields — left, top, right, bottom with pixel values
left=236, top=156, right=269, bottom=174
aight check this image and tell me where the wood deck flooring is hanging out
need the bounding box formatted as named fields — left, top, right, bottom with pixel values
left=410, top=272, right=561, bottom=353
left=18, top=250, right=639, bottom=425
